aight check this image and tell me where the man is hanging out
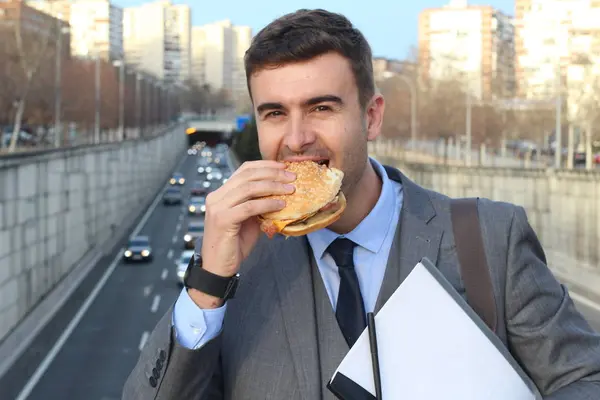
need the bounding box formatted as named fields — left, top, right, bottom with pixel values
left=123, top=9, right=600, bottom=399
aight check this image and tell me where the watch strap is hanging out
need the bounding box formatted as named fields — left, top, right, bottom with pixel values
left=184, top=255, right=239, bottom=299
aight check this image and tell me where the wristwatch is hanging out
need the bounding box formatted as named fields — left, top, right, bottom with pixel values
left=183, top=254, right=240, bottom=300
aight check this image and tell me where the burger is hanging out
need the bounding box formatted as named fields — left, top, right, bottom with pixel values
left=258, top=160, right=346, bottom=238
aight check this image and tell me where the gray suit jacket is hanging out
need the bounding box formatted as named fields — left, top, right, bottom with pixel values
left=123, top=167, right=600, bottom=399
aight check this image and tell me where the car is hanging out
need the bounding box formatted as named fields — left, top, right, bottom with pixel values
left=183, top=219, right=205, bottom=249
left=187, top=196, right=206, bottom=216
left=206, top=168, right=223, bottom=181
left=123, top=236, right=153, bottom=262
left=190, top=180, right=211, bottom=196
left=162, top=187, right=183, bottom=205
left=197, top=164, right=214, bottom=176
left=169, top=172, right=185, bottom=186
left=176, top=250, right=195, bottom=285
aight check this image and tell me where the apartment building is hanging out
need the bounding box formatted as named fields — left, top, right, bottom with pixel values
left=29, top=0, right=122, bottom=60
left=191, top=19, right=252, bottom=101
left=232, top=25, right=252, bottom=99
left=418, top=0, right=515, bottom=100
left=171, top=3, right=191, bottom=82
left=123, top=0, right=191, bottom=83
left=372, top=58, right=416, bottom=82
left=515, top=1, right=600, bottom=102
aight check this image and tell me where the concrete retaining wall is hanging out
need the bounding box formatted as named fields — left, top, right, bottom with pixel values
left=0, top=126, right=187, bottom=340
left=369, top=142, right=600, bottom=286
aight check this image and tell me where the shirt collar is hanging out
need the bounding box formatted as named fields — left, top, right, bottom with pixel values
left=307, top=157, right=398, bottom=259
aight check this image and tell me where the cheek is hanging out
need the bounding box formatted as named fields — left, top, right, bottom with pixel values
left=257, top=128, right=281, bottom=160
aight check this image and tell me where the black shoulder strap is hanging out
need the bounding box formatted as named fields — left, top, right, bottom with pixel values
left=450, top=197, right=498, bottom=333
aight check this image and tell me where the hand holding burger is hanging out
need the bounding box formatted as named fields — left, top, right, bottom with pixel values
left=195, top=159, right=345, bottom=309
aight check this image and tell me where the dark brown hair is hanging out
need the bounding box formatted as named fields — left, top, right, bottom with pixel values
left=244, top=9, right=375, bottom=108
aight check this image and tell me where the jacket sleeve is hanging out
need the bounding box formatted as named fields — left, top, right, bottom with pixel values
left=122, top=307, right=223, bottom=400
left=504, top=205, right=600, bottom=398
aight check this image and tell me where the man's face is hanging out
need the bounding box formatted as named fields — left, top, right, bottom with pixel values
left=249, top=51, right=384, bottom=197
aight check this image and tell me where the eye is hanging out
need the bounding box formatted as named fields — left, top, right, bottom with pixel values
left=266, top=110, right=284, bottom=118
left=314, top=105, right=331, bottom=112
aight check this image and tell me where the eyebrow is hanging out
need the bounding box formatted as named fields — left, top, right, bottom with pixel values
left=256, top=95, right=344, bottom=114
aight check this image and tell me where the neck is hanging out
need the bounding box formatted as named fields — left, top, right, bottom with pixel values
left=329, top=159, right=382, bottom=234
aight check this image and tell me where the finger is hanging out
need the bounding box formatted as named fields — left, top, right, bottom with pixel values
left=231, top=165, right=296, bottom=185
left=210, top=167, right=296, bottom=203
left=231, top=160, right=287, bottom=177
left=228, top=198, right=286, bottom=224
left=223, top=180, right=295, bottom=209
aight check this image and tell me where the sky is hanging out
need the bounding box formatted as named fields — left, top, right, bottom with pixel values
left=115, top=0, right=514, bottom=60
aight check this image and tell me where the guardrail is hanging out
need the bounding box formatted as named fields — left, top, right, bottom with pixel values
left=0, top=123, right=182, bottom=168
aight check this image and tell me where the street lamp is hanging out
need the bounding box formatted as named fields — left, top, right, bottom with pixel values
left=54, top=16, right=70, bottom=148
left=113, top=60, right=125, bottom=141
left=135, top=73, right=142, bottom=137
left=465, top=81, right=472, bottom=166
left=381, top=71, right=417, bottom=144
left=94, top=54, right=101, bottom=144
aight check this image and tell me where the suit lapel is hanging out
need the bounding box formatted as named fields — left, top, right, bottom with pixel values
left=272, top=236, right=320, bottom=400
left=375, top=167, right=444, bottom=311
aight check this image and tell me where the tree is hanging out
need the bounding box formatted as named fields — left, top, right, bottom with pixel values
left=377, top=75, right=413, bottom=139
left=5, top=1, right=59, bottom=151
left=566, top=58, right=600, bottom=168
left=232, top=116, right=261, bottom=162
left=419, top=76, right=466, bottom=140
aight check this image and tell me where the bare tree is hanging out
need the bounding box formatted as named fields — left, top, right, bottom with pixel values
left=377, top=76, right=412, bottom=139
left=567, top=60, right=600, bottom=168
left=6, top=1, right=58, bottom=151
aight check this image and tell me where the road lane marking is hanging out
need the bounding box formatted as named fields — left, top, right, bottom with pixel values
left=13, top=152, right=189, bottom=400
left=178, top=214, right=183, bottom=221
left=167, top=249, right=173, bottom=259
left=138, top=331, right=149, bottom=351
left=176, top=223, right=181, bottom=232
left=161, top=269, right=168, bottom=280
left=172, top=235, right=177, bottom=243
left=571, top=292, right=600, bottom=313
left=14, top=249, right=123, bottom=400
left=151, top=295, right=161, bottom=313
left=143, top=285, right=153, bottom=297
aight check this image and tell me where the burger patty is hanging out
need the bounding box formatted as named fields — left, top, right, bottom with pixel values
left=259, top=194, right=341, bottom=238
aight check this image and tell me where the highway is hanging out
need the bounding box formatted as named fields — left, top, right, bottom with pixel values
left=1, top=147, right=600, bottom=400
left=0, top=151, right=218, bottom=400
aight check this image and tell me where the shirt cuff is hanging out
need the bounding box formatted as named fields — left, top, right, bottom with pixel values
left=172, top=287, right=227, bottom=350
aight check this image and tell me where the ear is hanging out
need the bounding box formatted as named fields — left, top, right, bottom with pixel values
left=365, top=93, right=385, bottom=141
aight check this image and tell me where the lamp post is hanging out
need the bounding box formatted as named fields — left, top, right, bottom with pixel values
left=465, top=83, right=472, bottom=166
left=113, top=60, right=125, bottom=141
left=135, top=73, right=142, bottom=137
left=54, top=16, right=69, bottom=147
left=94, top=54, right=101, bottom=143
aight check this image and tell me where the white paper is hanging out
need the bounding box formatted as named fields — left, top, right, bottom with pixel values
left=332, top=260, right=536, bottom=399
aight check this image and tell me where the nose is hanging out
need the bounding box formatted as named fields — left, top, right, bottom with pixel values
left=283, top=116, right=317, bottom=153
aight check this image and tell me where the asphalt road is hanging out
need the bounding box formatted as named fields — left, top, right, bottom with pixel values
left=0, top=151, right=217, bottom=400
left=2, top=148, right=600, bottom=400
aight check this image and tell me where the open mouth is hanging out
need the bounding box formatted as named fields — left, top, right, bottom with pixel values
left=316, top=159, right=329, bottom=167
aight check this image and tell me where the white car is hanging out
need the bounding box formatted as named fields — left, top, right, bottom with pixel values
left=176, top=250, right=195, bottom=285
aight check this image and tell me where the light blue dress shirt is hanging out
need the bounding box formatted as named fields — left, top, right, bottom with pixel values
left=172, top=157, right=403, bottom=349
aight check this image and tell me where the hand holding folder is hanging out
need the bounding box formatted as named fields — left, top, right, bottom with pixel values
left=327, top=258, right=539, bottom=400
